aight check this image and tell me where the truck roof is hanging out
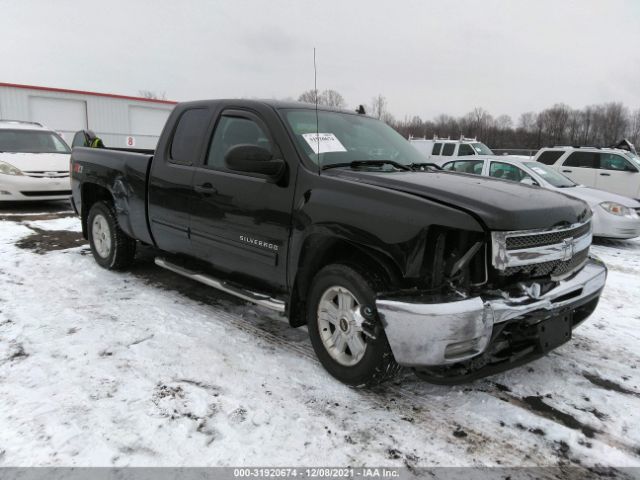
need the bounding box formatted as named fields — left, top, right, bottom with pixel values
left=0, top=120, right=51, bottom=131
left=175, top=99, right=367, bottom=116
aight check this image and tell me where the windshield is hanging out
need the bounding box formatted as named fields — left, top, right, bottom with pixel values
left=472, top=142, right=494, bottom=155
left=282, top=109, right=424, bottom=169
left=627, top=153, right=640, bottom=170
left=524, top=162, right=576, bottom=188
left=0, top=129, right=71, bottom=154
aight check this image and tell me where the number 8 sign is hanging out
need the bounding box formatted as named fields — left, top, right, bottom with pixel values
left=126, top=136, right=136, bottom=147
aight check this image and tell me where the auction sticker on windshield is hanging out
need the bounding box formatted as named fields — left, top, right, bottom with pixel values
left=302, top=133, right=347, bottom=154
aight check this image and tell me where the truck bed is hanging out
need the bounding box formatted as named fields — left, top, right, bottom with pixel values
left=70, top=146, right=155, bottom=245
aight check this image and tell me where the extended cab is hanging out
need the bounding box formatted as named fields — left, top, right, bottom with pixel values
left=70, top=100, right=607, bottom=386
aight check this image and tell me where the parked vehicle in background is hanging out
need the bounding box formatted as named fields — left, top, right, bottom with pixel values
left=410, top=136, right=494, bottom=165
left=0, top=120, right=72, bottom=201
left=443, top=156, right=640, bottom=239
left=534, top=146, right=640, bottom=201
left=70, top=99, right=606, bottom=386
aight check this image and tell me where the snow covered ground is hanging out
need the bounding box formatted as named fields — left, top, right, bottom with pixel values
left=0, top=205, right=639, bottom=472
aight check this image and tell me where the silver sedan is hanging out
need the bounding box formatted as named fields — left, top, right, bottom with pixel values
left=442, top=156, right=640, bottom=239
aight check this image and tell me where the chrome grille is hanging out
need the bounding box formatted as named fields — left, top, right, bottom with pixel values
left=491, top=219, right=592, bottom=277
left=504, top=248, right=589, bottom=277
left=505, top=222, right=591, bottom=250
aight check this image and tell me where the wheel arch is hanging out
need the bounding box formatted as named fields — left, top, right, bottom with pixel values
left=80, top=183, right=114, bottom=239
left=287, top=234, right=402, bottom=327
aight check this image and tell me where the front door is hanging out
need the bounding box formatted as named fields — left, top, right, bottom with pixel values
left=596, top=152, right=640, bottom=197
left=189, top=109, right=294, bottom=291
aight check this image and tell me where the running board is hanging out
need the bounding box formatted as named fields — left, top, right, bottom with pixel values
left=154, top=257, right=286, bottom=313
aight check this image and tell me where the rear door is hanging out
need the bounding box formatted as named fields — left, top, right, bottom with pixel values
left=189, top=108, right=294, bottom=291
left=596, top=152, right=640, bottom=197
left=558, top=151, right=598, bottom=187
left=148, top=107, right=212, bottom=255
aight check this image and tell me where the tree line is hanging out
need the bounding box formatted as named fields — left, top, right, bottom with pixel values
left=297, top=89, right=640, bottom=150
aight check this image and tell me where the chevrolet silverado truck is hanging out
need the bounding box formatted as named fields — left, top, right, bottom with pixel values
left=70, top=99, right=607, bottom=386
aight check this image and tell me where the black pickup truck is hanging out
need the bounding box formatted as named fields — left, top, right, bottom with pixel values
left=70, top=99, right=607, bottom=386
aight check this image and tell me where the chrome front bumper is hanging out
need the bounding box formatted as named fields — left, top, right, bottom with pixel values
left=376, top=257, right=607, bottom=367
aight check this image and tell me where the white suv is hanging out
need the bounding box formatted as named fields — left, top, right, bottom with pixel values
left=410, top=136, right=494, bottom=165
left=0, top=120, right=72, bottom=201
left=534, top=146, right=640, bottom=201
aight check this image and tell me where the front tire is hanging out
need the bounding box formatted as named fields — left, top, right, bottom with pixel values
left=307, top=264, right=401, bottom=387
left=87, top=201, right=136, bottom=270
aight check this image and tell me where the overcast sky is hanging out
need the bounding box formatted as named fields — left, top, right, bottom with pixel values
left=2, top=0, right=640, bottom=122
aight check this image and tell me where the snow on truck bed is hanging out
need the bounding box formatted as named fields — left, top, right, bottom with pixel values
left=0, top=208, right=639, bottom=471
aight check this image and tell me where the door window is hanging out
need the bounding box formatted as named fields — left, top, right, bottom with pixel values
left=443, top=160, right=484, bottom=174
left=563, top=151, right=598, bottom=168
left=599, top=153, right=637, bottom=172
left=441, top=143, right=455, bottom=156
left=170, top=108, right=211, bottom=165
left=458, top=143, right=475, bottom=156
left=206, top=116, right=272, bottom=170
left=432, top=143, right=442, bottom=155
left=489, top=162, right=534, bottom=183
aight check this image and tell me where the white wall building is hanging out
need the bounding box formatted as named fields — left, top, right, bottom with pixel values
left=0, top=82, right=176, bottom=149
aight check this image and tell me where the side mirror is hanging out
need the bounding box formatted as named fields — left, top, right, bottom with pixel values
left=224, top=144, right=285, bottom=179
left=520, top=177, right=539, bottom=186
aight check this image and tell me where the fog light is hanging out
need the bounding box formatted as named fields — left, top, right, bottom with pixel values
left=445, top=337, right=482, bottom=360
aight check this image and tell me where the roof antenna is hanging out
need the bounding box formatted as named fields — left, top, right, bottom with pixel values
left=314, top=47, right=321, bottom=175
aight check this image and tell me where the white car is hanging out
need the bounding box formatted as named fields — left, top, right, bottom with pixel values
left=410, top=136, right=494, bottom=165
left=533, top=146, right=640, bottom=201
left=442, top=156, right=640, bottom=239
left=0, top=120, right=72, bottom=201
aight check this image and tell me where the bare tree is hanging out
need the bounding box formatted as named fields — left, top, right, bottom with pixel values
left=320, top=90, right=346, bottom=109
left=298, top=89, right=346, bottom=109
left=298, top=89, right=319, bottom=104
left=138, top=90, right=167, bottom=100
left=628, top=108, right=640, bottom=147
left=371, top=94, right=388, bottom=120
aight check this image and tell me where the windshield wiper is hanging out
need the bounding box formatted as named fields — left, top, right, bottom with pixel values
left=409, top=162, right=442, bottom=171
left=321, top=160, right=412, bottom=171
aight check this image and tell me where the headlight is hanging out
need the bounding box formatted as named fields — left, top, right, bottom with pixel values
left=0, top=161, right=23, bottom=176
left=600, top=202, right=638, bottom=218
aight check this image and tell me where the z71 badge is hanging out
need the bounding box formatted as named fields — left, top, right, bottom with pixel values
left=239, top=235, right=279, bottom=252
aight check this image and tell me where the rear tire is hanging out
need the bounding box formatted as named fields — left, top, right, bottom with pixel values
left=87, top=201, right=136, bottom=270
left=306, top=264, right=401, bottom=387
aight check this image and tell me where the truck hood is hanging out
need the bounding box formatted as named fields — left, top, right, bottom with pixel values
left=326, top=169, right=591, bottom=231
left=552, top=185, right=640, bottom=208
left=0, top=152, right=70, bottom=172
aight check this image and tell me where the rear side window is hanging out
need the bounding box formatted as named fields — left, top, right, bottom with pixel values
left=170, top=108, right=210, bottom=165
left=432, top=143, right=442, bottom=155
left=563, top=151, right=598, bottom=168
left=442, top=143, right=455, bottom=156
left=537, top=150, right=564, bottom=165
left=458, top=144, right=475, bottom=156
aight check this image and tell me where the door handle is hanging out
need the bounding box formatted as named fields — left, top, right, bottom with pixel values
left=194, top=183, right=217, bottom=194
left=562, top=169, right=572, bottom=173
left=599, top=172, right=611, bottom=176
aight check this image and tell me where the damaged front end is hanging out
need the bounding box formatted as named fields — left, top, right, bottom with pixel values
left=376, top=220, right=607, bottom=383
